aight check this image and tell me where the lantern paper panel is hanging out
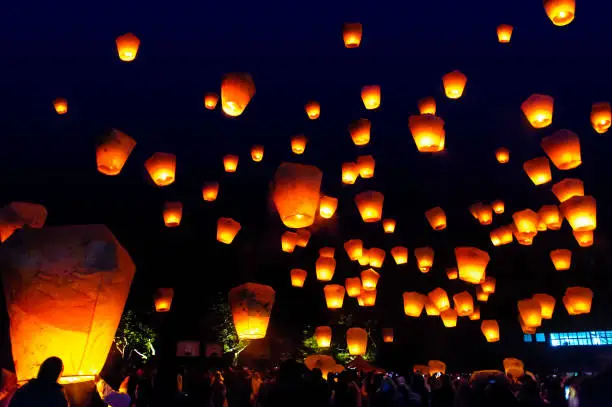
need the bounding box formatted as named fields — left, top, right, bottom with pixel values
left=496, top=24, right=513, bottom=43
left=296, top=229, right=311, bottom=247
left=223, top=154, right=239, bottom=172
left=204, top=92, right=219, bottom=109
left=543, top=0, right=576, bottom=26
left=538, top=205, right=561, bottom=230
left=316, top=257, right=336, bottom=281
left=145, top=152, right=176, bottom=187
left=324, top=284, right=345, bottom=309
left=560, top=195, right=596, bottom=232
left=496, top=147, right=510, bottom=163
left=217, top=218, right=241, bottom=244
left=221, top=73, right=256, bottom=117
left=552, top=178, right=584, bottom=203
left=425, top=207, right=447, bottom=230
left=541, top=129, right=582, bottom=170
left=428, top=361, right=446, bottom=375
left=481, top=277, right=496, bottom=294
left=0, top=202, right=48, bottom=243
left=532, top=294, right=555, bottom=319
left=344, top=239, right=364, bottom=261
left=425, top=299, right=440, bottom=316
left=357, top=155, right=375, bottom=178
left=563, top=287, right=593, bottom=315
left=442, top=70, right=467, bottom=99
left=342, top=23, right=363, bottom=48
left=229, top=283, right=275, bottom=340
left=272, top=163, right=323, bottom=229
left=503, top=358, right=524, bottom=377
left=492, top=200, right=505, bottom=214
left=305, top=101, right=321, bottom=120
left=361, top=85, right=381, bottom=110
left=346, top=327, right=367, bottom=356
left=360, top=268, right=380, bottom=291
left=453, top=291, right=474, bottom=317
left=591, top=102, right=611, bottom=134
left=391, top=246, right=408, bottom=265
left=319, top=247, right=335, bottom=258
left=349, top=118, right=372, bottom=146
left=319, top=195, right=338, bottom=219
left=415, top=247, right=434, bottom=273
left=382, top=218, right=396, bottom=233
left=476, top=286, right=489, bottom=302
left=345, top=277, right=362, bottom=298
left=550, top=249, right=572, bottom=271
left=408, top=114, right=446, bottom=153
left=53, top=98, right=68, bottom=115
left=291, top=135, right=308, bottom=155
left=456, top=247, right=490, bottom=284
left=96, top=129, right=137, bottom=176
left=315, top=326, right=332, bottom=347
left=281, top=231, right=298, bottom=253
left=523, top=157, right=552, bottom=185
left=202, top=182, right=220, bottom=202
left=446, top=268, right=458, bottom=280
left=428, top=288, right=450, bottom=312
left=521, top=94, right=554, bottom=128
left=469, top=203, right=493, bottom=225
left=154, top=288, right=174, bottom=312
left=382, top=328, right=394, bottom=343
left=470, top=307, right=481, bottom=320
left=342, top=162, right=359, bottom=185
left=251, top=145, right=264, bottom=162
left=116, top=33, right=140, bottom=62
left=290, top=269, right=307, bottom=287
left=518, top=299, right=543, bottom=328
left=440, top=309, right=458, bottom=328
left=513, top=209, right=539, bottom=239
left=358, top=290, right=377, bottom=307
left=368, top=248, right=385, bottom=268
left=358, top=249, right=370, bottom=266
left=573, top=230, right=593, bottom=247
left=354, top=191, right=384, bottom=223
left=403, top=292, right=426, bottom=317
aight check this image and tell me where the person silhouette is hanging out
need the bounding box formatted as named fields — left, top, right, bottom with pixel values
left=9, top=356, right=69, bottom=407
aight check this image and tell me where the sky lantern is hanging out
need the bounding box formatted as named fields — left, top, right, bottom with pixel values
left=358, top=290, right=377, bottom=307
left=476, top=286, right=489, bottom=302
left=356, top=155, right=375, bottom=178
left=503, top=358, right=525, bottom=378
left=346, top=327, right=367, bottom=356
left=543, top=0, right=576, bottom=26
left=53, top=98, right=68, bottom=115
left=446, top=268, right=458, bottom=280
left=145, top=152, right=176, bottom=186
left=573, top=230, right=593, bottom=247
left=163, top=202, right=182, bottom=227
left=349, top=118, right=371, bottom=146
left=428, top=361, right=447, bottom=375
left=538, top=205, right=562, bottom=230
left=382, top=218, right=396, bottom=233
left=532, top=294, right=555, bottom=319
left=96, top=129, right=136, bottom=176
left=492, top=200, right=505, bottom=214
left=425, top=299, right=441, bottom=316
left=496, top=24, right=513, bottom=43
left=296, top=229, right=311, bottom=247
left=154, top=288, right=174, bottom=312
left=415, top=247, right=434, bottom=273
left=251, top=145, right=264, bottom=162
left=513, top=227, right=534, bottom=246
left=456, top=247, right=490, bottom=284
left=513, top=209, right=539, bottom=240
left=481, top=320, right=500, bottom=342
left=315, top=326, right=332, bottom=347
left=361, top=268, right=380, bottom=291
left=345, top=277, right=362, bottom=298
left=221, top=73, right=255, bottom=117
left=223, top=154, right=239, bottom=172
left=469, top=203, right=493, bottom=225
left=523, top=157, right=552, bottom=185
left=442, top=70, right=467, bottom=99
left=591, top=102, right=611, bottom=134
left=319, top=195, right=338, bottom=219
left=361, top=85, right=381, bottom=110
left=115, top=32, right=140, bottom=62
left=541, top=129, right=582, bottom=170
left=204, top=92, right=219, bottom=109
left=428, top=288, right=450, bottom=312
left=489, top=225, right=513, bottom=246
left=453, top=291, right=474, bottom=317
left=316, top=257, right=336, bottom=281
left=319, top=247, right=335, bottom=258
left=229, top=283, right=275, bottom=340
left=518, top=299, right=543, bottom=328
left=408, top=114, right=446, bottom=152
left=403, top=292, right=426, bottom=317
left=354, top=191, right=384, bottom=223
left=552, top=178, right=584, bottom=203
left=324, top=284, right=345, bottom=309
left=342, top=162, right=359, bottom=185
left=344, top=239, right=363, bottom=261
left=521, top=94, right=554, bottom=128
left=560, top=195, right=596, bottom=232
left=537, top=217, right=547, bottom=232
left=0, top=202, right=47, bottom=243
left=357, top=249, right=370, bottom=266
left=368, top=248, right=386, bottom=268
left=481, top=277, right=496, bottom=294
left=563, top=287, right=593, bottom=315
left=202, top=182, right=220, bottom=202
left=281, top=231, right=298, bottom=253
left=290, top=269, right=307, bottom=287
left=391, top=246, right=409, bottom=265
left=342, top=23, right=363, bottom=48
left=291, top=134, right=308, bottom=155
left=440, top=309, right=458, bottom=328
left=418, top=97, right=436, bottom=115
left=305, top=101, right=321, bottom=119
left=382, top=328, right=394, bottom=343
left=495, top=147, right=510, bottom=164
left=217, top=218, right=241, bottom=244
left=425, top=207, right=447, bottom=230
left=470, top=307, right=481, bottom=320
left=519, top=316, right=536, bottom=335
left=272, top=162, right=323, bottom=229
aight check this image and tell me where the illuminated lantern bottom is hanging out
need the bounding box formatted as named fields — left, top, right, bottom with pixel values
left=229, top=283, right=276, bottom=340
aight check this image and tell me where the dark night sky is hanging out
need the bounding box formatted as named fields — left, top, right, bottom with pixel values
left=1, top=1, right=612, bottom=369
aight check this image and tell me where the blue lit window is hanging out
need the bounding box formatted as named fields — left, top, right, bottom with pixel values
left=524, top=334, right=533, bottom=343
left=535, top=333, right=546, bottom=343
left=549, top=331, right=612, bottom=347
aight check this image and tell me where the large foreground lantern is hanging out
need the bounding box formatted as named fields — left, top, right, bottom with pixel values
left=357, top=155, right=375, bottom=178
left=361, top=85, right=381, bottom=110
left=361, top=268, right=380, bottom=291
left=53, top=98, right=68, bottom=115
left=315, top=326, right=332, bottom=347
left=229, top=283, right=275, bottom=340
left=291, top=134, right=308, bottom=155
left=342, top=23, right=363, bottom=48
left=496, top=24, right=513, bottom=43
left=563, top=287, right=593, bottom=315
left=391, top=246, right=408, bottom=265
left=145, top=152, right=176, bottom=186
left=560, top=195, right=596, bottom=232
left=408, top=114, right=446, bottom=153
left=324, top=284, right=345, bottom=309
left=296, top=229, right=311, bottom=247
left=552, top=178, right=584, bottom=203
left=0, top=225, right=135, bottom=383
left=221, top=72, right=256, bottom=117
left=453, top=291, right=474, bottom=317
left=344, top=239, right=363, bottom=261
left=543, top=0, right=576, bottom=26
left=96, top=129, right=137, bottom=176
left=481, top=320, right=500, bottom=342
left=518, top=299, right=542, bottom=328
left=418, top=97, right=436, bottom=115
left=223, top=154, right=239, bottom=172
left=541, top=129, right=582, bottom=170
left=345, top=277, right=362, bottom=298
left=550, top=249, right=572, bottom=271
left=319, top=195, right=338, bottom=219
left=204, top=92, right=219, bottom=109
left=272, top=162, right=323, bottom=229
left=251, top=145, right=264, bottom=162
left=521, top=94, right=554, bottom=128
left=342, top=162, right=359, bottom=184
left=455, top=247, right=490, bottom=284
left=532, top=294, right=556, bottom=319
left=573, top=230, right=593, bottom=247
left=316, top=257, right=336, bottom=281
left=591, top=102, right=611, bottom=134
left=116, top=32, right=140, bottom=62
left=354, top=191, right=384, bottom=223
left=382, top=328, right=394, bottom=343
left=496, top=147, right=510, bottom=163
left=290, top=269, right=307, bottom=287
left=305, top=101, right=320, bottom=120
left=281, top=231, right=298, bottom=253
left=154, top=288, right=174, bottom=312
left=217, top=217, right=241, bottom=244
left=403, top=292, right=426, bottom=317
left=523, top=157, right=552, bottom=185
left=368, top=248, right=385, bottom=268
left=440, top=309, right=458, bottom=328
left=415, top=247, right=434, bottom=273
left=349, top=118, right=372, bottom=146
left=442, top=70, right=467, bottom=99
left=428, top=361, right=446, bottom=375
left=425, top=207, right=447, bottom=230
left=202, top=182, right=220, bottom=202
left=163, top=202, right=183, bottom=227
left=346, top=327, right=367, bottom=355
left=428, top=288, right=450, bottom=312
left=538, top=205, right=561, bottom=230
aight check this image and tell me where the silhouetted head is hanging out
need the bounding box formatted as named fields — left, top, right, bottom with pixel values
left=37, top=357, right=63, bottom=382
left=311, top=368, right=323, bottom=381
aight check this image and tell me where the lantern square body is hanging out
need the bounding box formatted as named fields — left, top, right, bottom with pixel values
left=342, top=162, right=358, bottom=184
left=492, top=200, right=505, bottom=214
left=382, top=218, right=396, bottom=233
left=391, top=246, right=408, bottom=265
left=425, top=207, right=446, bottom=230
left=361, top=268, right=380, bottom=291
left=408, top=114, right=446, bottom=152
left=358, top=290, right=377, bottom=307
left=469, top=307, right=481, bottom=320
left=204, top=92, right=219, bottom=109
left=428, top=288, right=450, bottom=312
left=503, top=358, right=524, bottom=377
left=319, top=247, right=335, bottom=258
left=342, top=23, right=362, bottom=48
left=552, top=178, right=584, bottom=203
left=154, top=288, right=174, bottom=312
left=573, top=230, right=593, bottom=247
left=544, top=0, right=575, bottom=26
left=96, top=129, right=136, bottom=176
left=469, top=203, right=493, bottom=225
left=291, top=134, right=308, bottom=155
left=116, top=32, right=140, bottom=62
left=563, top=287, right=592, bottom=315
left=428, top=360, right=446, bottom=375
left=361, top=85, right=381, bottom=110
left=223, top=154, right=239, bottom=172
left=345, top=277, right=362, bottom=297
left=319, top=195, right=338, bottom=219
left=316, top=257, right=336, bottom=281
left=290, top=269, right=307, bottom=287
left=272, top=163, right=323, bottom=229
left=550, top=249, right=571, bottom=271
left=53, top=98, right=68, bottom=115
left=532, top=294, right=555, bottom=319
left=521, top=94, right=554, bottom=128
left=591, top=102, right=611, bottom=134
left=476, top=287, right=489, bottom=302
left=495, top=147, right=510, bottom=163
left=305, top=101, right=320, bottom=119
left=440, top=309, right=458, bottom=328
left=425, top=299, right=440, bottom=316
left=324, top=284, right=345, bottom=309
left=489, top=225, right=514, bottom=246
left=518, top=299, right=542, bottom=328
left=415, top=247, right=434, bottom=273
left=281, top=231, right=298, bottom=253
left=346, top=328, right=367, bottom=356
left=296, top=229, right=311, bottom=247
left=560, top=195, right=596, bottom=232
left=538, top=205, right=561, bottom=230
left=229, top=283, right=275, bottom=340
left=418, top=97, right=436, bottom=115
left=481, top=277, right=496, bottom=294
left=357, top=155, right=375, bottom=178
left=358, top=249, right=370, bottom=266
left=0, top=225, right=135, bottom=383
left=496, top=24, right=513, bottom=43
left=403, top=292, right=426, bottom=317
left=446, top=268, right=458, bottom=280
left=382, top=328, right=394, bottom=343
left=481, top=320, right=500, bottom=342
left=344, top=239, right=363, bottom=261
left=368, top=248, right=385, bottom=268
left=315, top=326, right=332, bottom=347
left=145, top=152, right=176, bottom=186
left=513, top=209, right=539, bottom=240
left=202, top=182, right=220, bottom=202
left=349, top=118, right=371, bottom=146
left=455, top=247, right=490, bottom=284
left=163, top=202, right=183, bottom=227
left=251, top=145, right=264, bottom=162
left=442, top=70, right=467, bottom=99
left=221, top=73, right=256, bottom=117
left=541, top=129, right=582, bottom=170
left=217, top=217, right=241, bottom=244
left=453, top=291, right=474, bottom=317
left=354, top=191, right=384, bottom=223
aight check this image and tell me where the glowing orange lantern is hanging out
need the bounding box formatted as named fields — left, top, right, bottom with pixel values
left=382, top=328, right=394, bottom=343
left=550, top=249, right=572, bottom=271
left=202, top=182, right=219, bottom=202
left=319, top=195, right=338, bottom=219
left=204, top=92, right=219, bottom=109
left=251, top=145, right=264, bottom=162
left=428, top=360, right=447, bottom=375
left=53, top=98, right=68, bottom=115
left=513, top=227, right=534, bottom=246
left=495, top=147, right=510, bottom=163
left=519, top=316, right=536, bottom=335
left=425, top=207, right=447, bottom=230
left=221, top=73, right=256, bottom=117
left=523, top=157, right=552, bottom=185
left=357, top=155, right=375, bottom=179
left=418, top=97, right=436, bottom=115
left=305, top=101, right=321, bottom=120
left=455, top=247, right=490, bottom=284
left=349, top=118, right=371, bottom=146
left=563, top=287, right=593, bottom=315
left=217, top=217, right=241, bottom=244
left=573, top=230, right=593, bottom=247
left=272, top=163, right=323, bottom=229
left=425, top=299, right=440, bottom=316
left=492, top=200, right=505, bottom=214
left=319, top=247, right=335, bottom=258
left=503, top=358, right=525, bottom=377
left=469, top=203, right=493, bottom=225
left=368, top=248, right=385, bottom=268
left=532, top=294, right=555, bottom=319
left=382, top=218, right=396, bottom=233
left=154, top=288, right=174, bottom=312
left=403, top=292, right=426, bottom=317
left=446, top=268, right=458, bottom=280
left=361, top=268, right=380, bottom=291
left=316, top=257, right=336, bottom=281
left=428, top=288, right=450, bottom=312
left=342, top=162, right=359, bottom=184
left=291, top=134, right=308, bottom=155
left=315, top=326, right=332, bottom=347
left=358, top=290, right=377, bottom=307
left=0, top=202, right=47, bottom=243
left=538, top=205, right=561, bottom=230
left=358, top=249, right=370, bottom=266
left=345, top=277, right=362, bottom=298
left=116, top=33, right=140, bottom=62
left=281, top=231, right=298, bottom=253
left=453, top=291, right=474, bottom=317
left=518, top=299, right=542, bottom=328
left=537, top=216, right=548, bottom=232
left=591, top=102, right=611, bottom=134
left=163, top=202, right=182, bottom=227
left=296, top=229, right=311, bottom=247
left=440, top=309, right=458, bottom=328
left=391, top=246, right=408, bottom=265
left=496, top=24, right=513, bottom=43
left=344, top=239, right=363, bottom=261
left=481, top=320, right=500, bottom=342
left=145, top=152, right=176, bottom=186
left=541, top=129, right=582, bottom=170
left=470, top=307, right=481, bottom=320
left=513, top=209, right=539, bottom=240
left=560, top=195, right=596, bottom=232
left=229, top=283, right=275, bottom=340
left=543, top=0, right=576, bottom=26
left=346, top=327, right=367, bottom=356
left=442, top=70, right=467, bottom=99
left=223, top=154, right=239, bottom=172
left=481, top=277, right=496, bottom=294
left=354, top=191, right=384, bottom=223
left=324, top=284, right=345, bottom=309
left=521, top=94, right=554, bottom=128
left=96, top=129, right=136, bottom=176
left=476, top=287, right=489, bottom=302
left=290, top=269, right=307, bottom=287
left=415, top=247, right=434, bottom=273
left=361, top=85, right=381, bottom=110
left=342, top=23, right=363, bottom=48
left=490, top=226, right=514, bottom=246
left=408, top=114, right=446, bottom=152
left=552, top=178, right=584, bottom=203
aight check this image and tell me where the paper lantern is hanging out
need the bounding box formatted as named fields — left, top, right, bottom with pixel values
left=0, top=202, right=47, bottom=243
left=425, top=207, right=446, bottom=230
left=492, top=200, right=505, bottom=214
left=356, top=155, right=375, bottom=179
left=281, top=231, right=298, bottom=253
left=391, top=246, right=408, bottom=265
left=514, top=227, right=534, bottom=246
left=304, top=355, right=343, bottom=380
left=408, top=114, right=446, bottom=152
left=223, top=154, right=239, bottom=172
left=481, top=277, right=496, bottom=294
left=446, top=268, right=458, bottom=280
left=342, top=23, right=363, bottom=48
left=361, top=268, right=380, bottom=291
left=342, top=162, right=359, bottom=184
left=204, top=92, right=219, bottom=109
left=543, top=0, right=576, bottom=26
left=319, top=247, right=335, bottom=258
left=552, top=178, right=584, bottom=203
left=291, top=134, right=308, bottom=155
left=440, top=309, right=458, bottom=328
left=428, top=361, right=447, bottom=375
left=560, top=195, right=596, bottom=232
left=518, top=299, right=542, bottom=328
left=202, top=182, right=220, bottom=202
left=425, top=299, right=440, bottom=316
left=470, top=307, right=481, bottom=320
left=573, top=230, right=593, bottom=247
left=442, top=70, right=467, bottom=99
left=0, top=225, right=135, bottom=383
left=345, top=277, right=362, bottom=298
left=316, top=257, right=336, bottom=281
left=537, top=216, right=547, bottom=232
left=496, top=24, right=513, bottom=43
left=368, top=248, right=385, bottom=268
left=563, top=287, right=593, bottom=315
left=382, top=218, right=396, bottom=233
left=453, top=291, right=474, bottom=317
left=96, top=129, right=136, bottom=176
left=154, top=288, right=174, bottom=312
left=490, top=225, right=514, bottom=246
left=251, top=145, right=264, bottom=162
left=305, top=101, right=321, bottom=120
left=591, top=102, right=611, bottom=134
left=503, top=358, right=524, bottom=378
left=519, top=316, right=536, bottom=335
left=315, top=326, right=332, bottom=347
left=349, top=118, right=371, bottom=146
left=541, top=129, right=582, bottom=170
left=358, top=290, right=377, bottom=307
left=481, top=320, right=500, bottom=342
left=513, top=209, right=539, bottom=240
left=324, top=284, right=345, bottom=309
left=523, top=157, right=552, bottom=185
left=145, top=152, right=176, bottom=186
left=403, top=292, right=426, bottom=317
left=116, top=33, right=140, bottom=62
left=357, top=249, right=370, bottom=266
left=53, top=98, right=68, bottom=115
left=319, top=195, right=338, bottom=219
left=217, top=217, right=241, bottom=244
left=476, top=287, right=489, bottom=302
left=495, top=147, right=510, bottom=164
left=549, top=249, right=572, bottom=271
left=428, top=288, right=450, bottom=312
left=456, top=247, right=490, bottom=284
left=415, top=247, right=434, bottom=273
left=361, top=85, right=381, bottom=110
left=382, top=328, right=394, bottom=343
left=272, top=163, right=323, bottom=229
left=346, top=327, right=367, bottom=356
left=532, top=294, right=555, bottom=319
left=290, top=269, right=307, bottom=287
left=354, top=191, right=384, bottom=223
left=469, top=203, right=493, bottom=225
left=221, top=73, right=255, bottom=117
left=296, top=229, right=311, bottom=247
left=538, top=205, right=561, bottom=230
left=418, top=97, right=436, bottom=115
left=163, top=202, right=182, bottom=227
left=344, top=239, right=363, bottom=261
left=229, top=283, right=275, bottom=340
left=521, top=94, right=554, bottom=128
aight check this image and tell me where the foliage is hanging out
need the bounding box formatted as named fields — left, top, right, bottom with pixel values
left=114, top=310, right=157, bottom=361
left=210, top=292, right=250, bottom=361
left=299, top=320, right=377, bottom=364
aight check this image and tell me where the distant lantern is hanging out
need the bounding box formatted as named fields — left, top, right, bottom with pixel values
left=573, top=230, right=593, bottom=247
left=324, top=284, right=345, bottom=309
left=543, top=0, right=576, bottom=26
left=552, top=178, right=584, bottom=203
left=481, top=277, right=496, bottom=294
left=469, top=203, right=493, bottom=225
left=296, top=229, right=311, bottom=247
left=591, top=102, right=611, bottom=134
left=145, top=152, right=176, bottom=187
left=345, top=277, right=362, bottom=298
left=368, top=248, right=386, bottom=268
left=456, top=247, right=490, bottom=284
left=251, top=145, right=264, bottom=162
left=428, top=288, right=451, bottom=312
left=513, top=209, right=539, bottom=241
left=316, top=257, right=336, bottom=281
left=418, top=97, right=436, bottom=115
left=541, top=129, right=582, bottom=170
left=518, top=299, right=542, bottom=328
left=272, top=162, right=323, bottom=229
left=229, top=283, right=275, bottom=340
left=361, top=85, right=381, bottom=110
left=291, top=134, right=308, bottom=155
left=425, top=207, right=447, bottom=230
left=342, top=162, right=359, bottom=185
left=408, top=114, right=446, bottom=153
left=425, top=299, right=441, bottom=316
left=442, top=70, right=467, bottom=99
left=560, top=195, right=596, bottom=232
left=96, top=129, right=137, bottom=176
left=523, top=156, right=553, bottom=185
left=382, top=218, right=396, bottom=233
left=319, top=195, right=338, bottom=219
left=154, top=288, right=174, bottom=312
left=492, top=200, right=505, bottom=214
left=354, top=191, right=384, bottom=223
left=470, top=307, right=481, bottom=320
left=204, top=92, right=219, bottom=109
left=453, top=291, right=474, bottom=317
left=538, top=205, right=562, bottom=230
left=202, top=182, right=220, bottom=202
left=347, top=328, right=368, bottom=357
left=221, top=73, right=256, bottom=117
left=476, top=286, right=489, bottom=302
left=495, top=147, right=510, bottom=164
left=563, top=287, right=593, bottom=315
left=490, top=225, right=514, bottom=246
left=415, top=247, right=434, bottom=273
left=281, top=231, right=299, bottom=253
left=319, top=247, right=335, bottom=258
left=358, top=249, right=370, bottom=266
left=357, top=155, right=375, bottom=178
left=532, top=294, right=556, bottom=319
left=305, top=101, right=321, bottom=119
left=503, top=358, right=525, bottom=378
left=53, top=98, right=68, bottom=115
left=382, top=328, right=394, bottom=343
left=496, top=24, right=513, bottom=43
left=342, top=23, right=363, bottom=48
left=521, top=94, right=554, bottom=128
left=481, top=320, right=500, bottom=342
left=290, top=269, right=308, bottom=287
left=163, top=202, right=182, bottom=227
left=446, top=268, right=458, bottom=280
left=440, top=309, right=458, bottom=328
left=344, top=239, right=364, bottom=261
left=514, top=228, right=534, bottom=246
left=217, top=218, right=241, bottom=244
left=116, top=32, right=140, bottom=62
left=403, top=292, right=426, bottom=317
left=428, top=361, right=447, bottom=375
left=391, top=246, right=409, bottom=265
left=315, top=326, right=332, bottom=348
left=358, top=290, right=377, bottom=307
left=519, top=316, right=536, bottom=335
left=361, top=268, right=380, bottom=291
left=223, top=154, right=239, bottom=172
left=349, top=118, right=372, bottom=146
